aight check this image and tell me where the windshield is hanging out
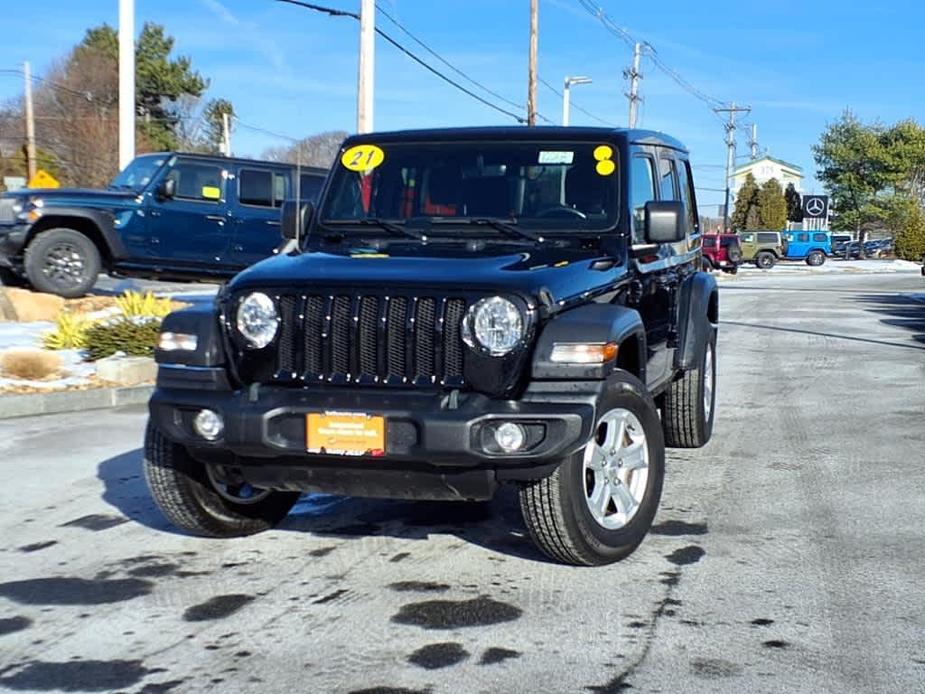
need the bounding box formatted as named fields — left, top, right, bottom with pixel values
left=109, top=154, right=169, bottom=191
left=320, top=141, right=620, bottom=233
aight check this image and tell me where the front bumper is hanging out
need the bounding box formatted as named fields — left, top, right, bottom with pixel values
left=0, top=224, right=29, bottom=265
left=150, top=365, right=602, bottom=500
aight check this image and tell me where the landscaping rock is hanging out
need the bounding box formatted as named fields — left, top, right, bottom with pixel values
left=0, top=288, right=66, bottom=323
left=95, top=356, right=157, bottom=386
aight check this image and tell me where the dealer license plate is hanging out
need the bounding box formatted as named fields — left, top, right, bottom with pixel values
left=306, top=412, right=386, bottom=457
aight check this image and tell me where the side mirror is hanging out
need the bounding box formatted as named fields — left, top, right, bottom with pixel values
left=156, top=177, right=176, bottom=201
left=644, top=200, right=686, bottom=244
left=280, top=200, right=314, bottom=241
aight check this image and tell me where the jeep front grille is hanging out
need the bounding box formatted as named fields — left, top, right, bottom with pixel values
left=265, top=292, right=468, bottom=388
left=0, top=199, right=16, bottom=224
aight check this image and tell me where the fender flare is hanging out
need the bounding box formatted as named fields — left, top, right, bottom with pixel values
left=531, top=303, right=647, bottom=382
left=26, top=206, right=128, bottom=261
left=676, top=271, right=718, bottom=371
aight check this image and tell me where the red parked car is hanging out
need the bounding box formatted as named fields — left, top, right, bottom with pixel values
left=702, top=233, right=743, bottom=273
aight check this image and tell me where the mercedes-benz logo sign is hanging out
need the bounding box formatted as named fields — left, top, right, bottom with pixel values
left=806, top=198, right=826, bottom=216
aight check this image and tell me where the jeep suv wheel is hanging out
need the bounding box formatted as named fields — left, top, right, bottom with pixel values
left=144, top=421, right=299, bottom=537
left=518, top=371, right=665, bottom=566
left=662, top=328, right=716, bottom=448
left=755, top=251, right=776, bottom=269
left=806, top=250, right=825, bottom=267
left=24, top=228, right=101, bottom=298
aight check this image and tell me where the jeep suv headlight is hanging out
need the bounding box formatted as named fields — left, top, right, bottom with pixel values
left=236, top=292, right=279, bottom=349
left=462, top=296, right=524, bottom=356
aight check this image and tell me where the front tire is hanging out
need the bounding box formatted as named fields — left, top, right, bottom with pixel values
left=806, top=250, right=825, bottom=267
left=143, top=421, right=299, bottom=537
left=662, top=327, right=717, bottom=448
left=24, top=228, right=101, bottom=298
left=519, top=371, right=665, bottom=566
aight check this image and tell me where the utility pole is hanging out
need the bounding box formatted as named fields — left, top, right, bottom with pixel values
left=714, top=102, right=751, bottom=231
left=748, top=123, right=759, bottom=160
left=562, top=76, right=592, bottom=126
left=118, top=0, right=135, bottom=170
left=221, top=112, right=231, bottom=156
left=357, top=0, right=375, bottom=133
left=23, top=62, right=36, bottom=181
left=527, top=0, right=538, bottom=126
left=624, top=42, right=643, bottom=128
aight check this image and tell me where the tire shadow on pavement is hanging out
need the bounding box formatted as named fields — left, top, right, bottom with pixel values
left=97, top=449, right=548, bottom=562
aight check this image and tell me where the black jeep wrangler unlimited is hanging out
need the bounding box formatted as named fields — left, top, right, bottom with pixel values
left=146, top=127, right=718, bottom=566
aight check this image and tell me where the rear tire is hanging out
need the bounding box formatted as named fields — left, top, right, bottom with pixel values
left=755, top=251, right=776, bottom=269
left=24, top=228, right=101, bottom=298
left=519, top=371, right=665, bottom=566
left=806, top=250, right=825, bottom=267
left=143, top=421, right=299, bottom=537
left=662, top=327, right=716, bottom=448
left=701, top=257, right=713, bottom=272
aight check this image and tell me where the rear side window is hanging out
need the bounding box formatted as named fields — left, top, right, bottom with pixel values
left=166, top=161, right=223, bottom=202
left=299, top=174, right=326, bottom=203
left=630, top=155, right=657, bottom=243
left=658, top=157, right=678, bottom=201
left=239, top=169, right=287, bottom=207
left=757, top=232, right=778, bottom=244
left=813, top=233, right=828, bottom=242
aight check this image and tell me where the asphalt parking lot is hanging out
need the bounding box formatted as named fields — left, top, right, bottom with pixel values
left=0, top=270, right=923, bottom=694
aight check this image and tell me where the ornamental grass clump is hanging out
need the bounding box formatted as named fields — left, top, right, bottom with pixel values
left=42, top=312, right=94, bottom=350
left=84, top=317, right=163, bottom=361
left=116, top=291, right=176, bottom=319
left=0, top=349, right=63, bottom=380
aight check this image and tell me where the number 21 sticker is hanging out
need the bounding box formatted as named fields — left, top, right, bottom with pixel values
left=341, top=144, right=385, bottom=172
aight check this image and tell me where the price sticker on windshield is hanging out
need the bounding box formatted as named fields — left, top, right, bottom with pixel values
left=341, top=144, right=385, bottom=173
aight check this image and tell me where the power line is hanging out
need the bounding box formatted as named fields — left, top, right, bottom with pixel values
left=0, top=68, right=95, bottom=101
left=277, top=0, right=528, bottom=123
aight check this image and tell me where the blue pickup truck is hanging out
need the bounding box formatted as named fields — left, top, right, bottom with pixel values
left=782, top=230, right=831, bottom=266
left=0, top=153, right=328, bottom=297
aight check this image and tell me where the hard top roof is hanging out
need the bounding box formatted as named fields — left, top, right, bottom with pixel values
left=343, top=126, right=688, bottom=153
left=140, top=151, right=328, bottom=174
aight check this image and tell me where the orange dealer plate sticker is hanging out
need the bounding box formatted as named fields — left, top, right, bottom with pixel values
left=306, top=412, right=386, bottom=457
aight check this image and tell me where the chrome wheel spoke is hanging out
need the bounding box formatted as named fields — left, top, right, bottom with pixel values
left=590, top=479, right=611, bottom=515
left=611, top=482, right=637, bottom=517
left=586, top=444, right=607, bottom=471
left=621, top=441, right=648, bottom=471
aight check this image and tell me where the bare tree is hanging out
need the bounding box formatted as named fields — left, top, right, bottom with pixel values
left=261, top=131, right=348, bottom=168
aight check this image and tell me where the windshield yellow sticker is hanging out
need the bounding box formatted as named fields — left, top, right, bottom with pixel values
left=342, top=144, right=385, bottom=172
left=594, top=144, right=616, bottom=176
left=201, top=185, right=221, bottom=200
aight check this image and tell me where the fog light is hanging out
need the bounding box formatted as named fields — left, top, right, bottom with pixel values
left=494, top=422, right=526, bottom=453
left=158, top=332, right=198, bottom=351
left=193, top=409, right=223, bottom=441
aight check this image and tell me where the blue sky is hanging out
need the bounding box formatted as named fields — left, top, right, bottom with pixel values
left=1, top=0, right=923, bottom=213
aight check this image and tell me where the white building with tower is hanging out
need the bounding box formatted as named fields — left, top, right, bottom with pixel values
left=733, top=155, right=804, bottom=195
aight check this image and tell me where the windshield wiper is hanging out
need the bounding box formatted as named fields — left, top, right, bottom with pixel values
left=466, top=218, right=540, bottom=242
left=324, top=218, right=423, bottom=240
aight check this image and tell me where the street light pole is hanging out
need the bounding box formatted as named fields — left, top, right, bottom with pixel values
left=357, top=0, right=375, bottom=133
left=527, top=0, right=538, bottom=126
left=562, top=76, right=592, bottom=126
left=118, top=0, right=135, bottom=170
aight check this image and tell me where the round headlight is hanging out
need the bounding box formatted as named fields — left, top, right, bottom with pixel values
left=236, top=292, right=279, bottom=349
left=462, top=296, right=524, bottom=356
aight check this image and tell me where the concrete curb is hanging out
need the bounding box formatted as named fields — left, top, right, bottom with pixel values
left=0, top=385, right=153, bottom=420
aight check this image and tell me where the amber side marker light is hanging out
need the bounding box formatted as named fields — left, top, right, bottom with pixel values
left=549, top=342, right=618, bottom=364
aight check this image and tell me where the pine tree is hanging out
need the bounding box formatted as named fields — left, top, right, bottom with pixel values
left=758, top=179, right=789, bottom=230
left=732, top=172, right=759, bottom=231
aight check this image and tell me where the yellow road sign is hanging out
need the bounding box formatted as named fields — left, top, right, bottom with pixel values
left=27, top=169, right=60, bottom=189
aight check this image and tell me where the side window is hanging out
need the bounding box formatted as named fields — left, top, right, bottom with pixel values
left=630, top=155, right=656, bottom=243
left=798, top=232, right=809, bottom=242
left=741, top=233, right=755, bottom=243
left=757, top=232, right=777, bottom=244
left=703, top=236, right=716, bottom=248
left=677, top=159, right=697, bottom=233
left=658, top=157, right=678, bottom=201
left=274, top=174, right=288, bottom=205
left=299, top=174, right=325, bottom=203
left=813, top=232, right=828, bottom=242
left=239, top=169, right=274, bottom=207
left=166, top=161, right=223, bottom=202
